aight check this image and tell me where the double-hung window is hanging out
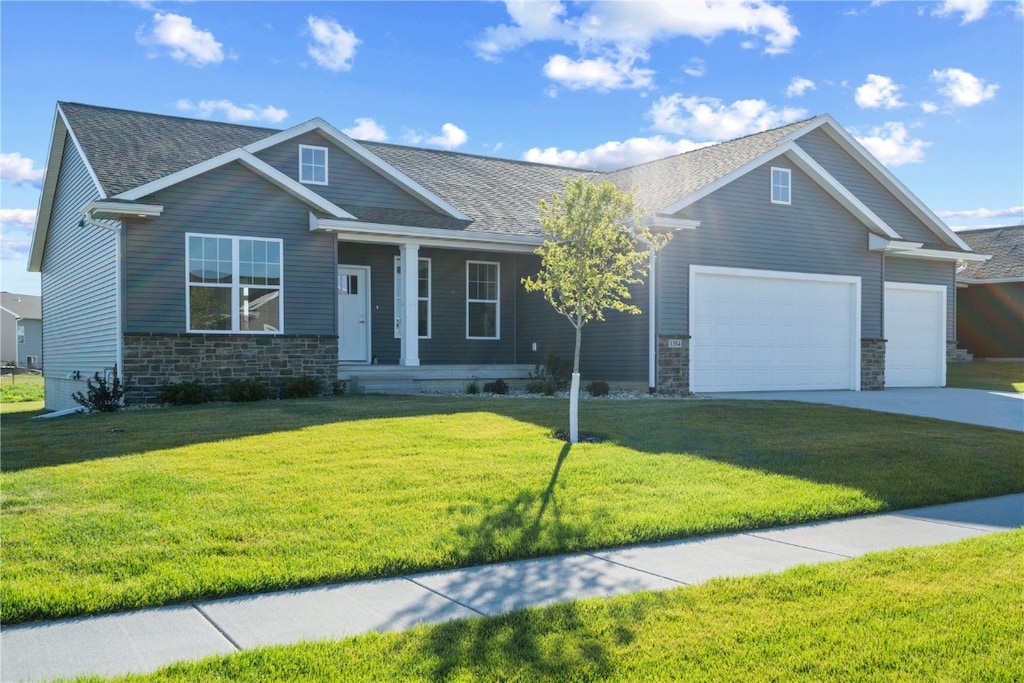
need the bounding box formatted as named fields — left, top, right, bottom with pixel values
left=187, top=234, right=283, bottom=333
left=770, top=167, right=791, bottom=205
left=299, top=145, right=328, bottom=185
left=394, top=256, right=431, bottom=338
left=466, top=260, right=499, bottom=339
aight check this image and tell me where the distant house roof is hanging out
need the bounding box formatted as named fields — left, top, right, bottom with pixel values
left=957, top=225, right=1024, bottom=281
left=0, top=292, right=41, bottom=320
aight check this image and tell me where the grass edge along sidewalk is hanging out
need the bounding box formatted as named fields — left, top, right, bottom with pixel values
left=3, top=396, right=1022, bottom=625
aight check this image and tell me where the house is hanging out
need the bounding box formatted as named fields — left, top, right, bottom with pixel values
left=29, top=102, right=988, bottom=411
left=955, top=225, right=1023, bottom=358
left=0, top=292, right=42, bottom=369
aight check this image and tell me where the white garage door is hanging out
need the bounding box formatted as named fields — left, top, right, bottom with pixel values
left=884, top=283, right=946, bottom=387
left=690, top=266, right=860, bottom=392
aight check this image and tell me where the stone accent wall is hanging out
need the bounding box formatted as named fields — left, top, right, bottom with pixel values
left=656, top=335, right=689, bottom=394
left=946, top=341, right=961, bottom=363
left=861, top=338, right=886, bottom=391
left=123, top=333, right=338, bottom=404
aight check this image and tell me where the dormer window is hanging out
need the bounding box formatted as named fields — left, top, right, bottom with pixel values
left=299, top=145, right=328, bottom=185
left=771, top=167, right=791, bottom=205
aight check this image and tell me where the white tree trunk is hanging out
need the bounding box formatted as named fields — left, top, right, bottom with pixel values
left=569, top=372, right=580, bottom=443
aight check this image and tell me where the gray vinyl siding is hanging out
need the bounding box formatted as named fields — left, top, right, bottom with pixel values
left=256, top=132, right=431, bottom=213
left=123, top=163, right=337, bottom=335
left=0, top=309, right=16, bottom=364
left=663, top=160, right=884, bottom=338
left=796, top=130, right=944, bottom=248
left=18, top=319, right=42, bottom=367
left=885, top=257, right=957, bottom=341
left=39, top=136, right=115, bottom=411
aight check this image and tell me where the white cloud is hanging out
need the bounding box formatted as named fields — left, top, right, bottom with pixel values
left=937, top=206, right=1024, bottom=220
left=920, top=101, right=939, bottom=113
left=931, top=67, right=999, bottom=107
left=933, top=0, right=991, bottom=23
left=523, top=135, right=705, bottom=170
left=342, top=118, right=388, bottom=142
left=785, top=76, right=815, bottom=98
left=474, top=1, right=799, bottom=91
left=0, top=153, right=45, bottom=187
left=176, top=99, right=288, bottom=124
left=139, top=12, right=225, bottom=67
left=854, top=74, right=905, bottom=109
left=854, top=122, right=930, bottom=167
left=543, top=52, right=654, bottom=91
left=648, top=95, right=807, bottom=141
left=683, top=57, right=706, bottom=78
left=427, top=123, right=468, bottom=150
left=0, top=209, right=37, bottom=260
left=306, top=16, right=359, bottom=72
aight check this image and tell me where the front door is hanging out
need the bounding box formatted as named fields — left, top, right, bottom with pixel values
left=338, top=265, right=371, bottom=363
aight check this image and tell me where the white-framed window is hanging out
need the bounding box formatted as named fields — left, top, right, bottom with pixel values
left=394, top=256, right=431, bottom=339
left=299, top=145, right=328, bottom=185
left=17, top=324, right=25, bottom=344
left=771, top=167, right=791, bottom=205
left=466, top=260, right=499, bottom=340
left=186, top=233, right=283, bottom=333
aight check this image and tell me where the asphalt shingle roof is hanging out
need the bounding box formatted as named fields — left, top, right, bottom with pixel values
left=958, top=226, right=1024, bottom=280
left=0, top=292, right=42, bottom=319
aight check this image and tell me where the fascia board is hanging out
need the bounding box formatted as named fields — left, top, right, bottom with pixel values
left=957, top=276, right=1024, bottom=284
left=85, top=201, right=164, bottom=219
left=644, top=215, right=701, bottom=231
left=312, top=214, right=540, bottom=253
left=868, top=234, right=924, bottom=252
left=116, top=149, right=355, bottom=219
left=246, top=118, right=472, bottom=222
left=889, top=248, right=991, bottom=262
left=812, top=115, right=972, bottom=252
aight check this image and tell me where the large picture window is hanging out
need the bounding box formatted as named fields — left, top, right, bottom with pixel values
left=394, top=256, right=431, bottom=339
left=466, top=260, right=499, bottom=339
left=299, top=145, right=328, bottom=185
left=187, top=234, right=283, bottom=333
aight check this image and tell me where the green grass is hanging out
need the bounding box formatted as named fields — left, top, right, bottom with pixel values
left=97, top=531, right=1024, bottom=682
left=947, top=360, right=1024, bottom=392
left=0, top=373, right=44, bottom=404
left=3, top=396, right=1022, bottom=625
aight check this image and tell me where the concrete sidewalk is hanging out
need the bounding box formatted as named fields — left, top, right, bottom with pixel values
left=3, top=494, right=1022, bottom=682
left=709, top=387, right=1024, bottom=432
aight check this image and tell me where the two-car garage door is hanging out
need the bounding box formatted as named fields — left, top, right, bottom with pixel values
left=690, top=266, right=860, bottom=392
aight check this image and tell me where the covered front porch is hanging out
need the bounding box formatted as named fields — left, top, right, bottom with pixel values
left=337, top=363, right=535, bottom=395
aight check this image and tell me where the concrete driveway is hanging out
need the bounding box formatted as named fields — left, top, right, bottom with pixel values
left=708, top=387, right=1024, bottom=432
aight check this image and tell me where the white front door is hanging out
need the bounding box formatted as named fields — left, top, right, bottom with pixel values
left=338, top=265, right=371, bottom=363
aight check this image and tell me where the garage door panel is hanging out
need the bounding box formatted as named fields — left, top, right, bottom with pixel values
left=884, top=284, right=945, bottom=387
left=691, top=268, right=859, bottom=392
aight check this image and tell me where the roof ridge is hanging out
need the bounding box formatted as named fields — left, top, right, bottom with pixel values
left=359, top=139, right=602, bottom=174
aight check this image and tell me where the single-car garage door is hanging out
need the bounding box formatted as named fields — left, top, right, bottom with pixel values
left=884, top=282, right=946, bottom=387
left=690, top=266, right=861, bottom=392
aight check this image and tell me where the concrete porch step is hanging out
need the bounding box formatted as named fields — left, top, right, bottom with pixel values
left=338, top=364, right=535, bottom=395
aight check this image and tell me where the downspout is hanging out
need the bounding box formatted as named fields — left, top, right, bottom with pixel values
left=648, top=250, right=657, bottom=393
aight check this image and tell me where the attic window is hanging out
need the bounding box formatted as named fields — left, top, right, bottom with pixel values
left=299, top=145, right=328, bottom=185
left=771, top=167, right=791, bottom=205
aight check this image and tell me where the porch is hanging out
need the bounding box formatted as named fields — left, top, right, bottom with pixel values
left=338, top=363, right=535, bottom=395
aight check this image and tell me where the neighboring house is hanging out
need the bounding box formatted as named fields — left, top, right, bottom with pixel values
left=956, top=225, right=1023, bottom=358
left=0, top=292, right=42, bottom=369
left=29, top=102, right=987, bottom=411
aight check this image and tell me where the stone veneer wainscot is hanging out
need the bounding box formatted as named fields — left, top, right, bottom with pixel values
left=656, top=334, right=690, bottom=394
left=861, top=338, right=886, bottom=391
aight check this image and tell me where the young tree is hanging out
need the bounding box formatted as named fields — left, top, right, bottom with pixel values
left=522, top=177, right=670, bottom=443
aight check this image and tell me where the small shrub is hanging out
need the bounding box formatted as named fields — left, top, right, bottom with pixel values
left=586, top=380, right=610, bottom=397
left=225, top=378, right=270, bottom=403
left=158, top=381, right=214, bottom=406
left=526, top=379, right=557, bottom=396
left=483, top=379, right=509, bottom=395
left=465, top=381, right=480, bottom=395
left=72, top=365, right=126, bottom=413
left=280, top=376, right=324, bottom=399
left=531, top=353, right=573, bottom=390
left=332, top=380, right=348, bottom=396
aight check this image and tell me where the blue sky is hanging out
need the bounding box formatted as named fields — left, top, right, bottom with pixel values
left=2, top=0, right=1022, bottom=295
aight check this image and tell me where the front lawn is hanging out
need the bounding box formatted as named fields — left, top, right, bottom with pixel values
left=106, top=531, right=1024, bottom=682
left=3, top=396, right=1022, bottom=624
left=0, top=372, right=44, bottom=407
left=947, top=360, right=1024, bottom=392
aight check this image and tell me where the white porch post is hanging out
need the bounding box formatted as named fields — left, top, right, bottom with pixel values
left=400, top=242, right=420, bottom=366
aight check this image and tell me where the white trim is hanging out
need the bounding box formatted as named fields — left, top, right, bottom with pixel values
left=298, top=144, right=328, bottom=186
left=770, top=166, right=791, bottom=205
left=808, top=115, right=972, bottom=252
left=85, top=201, right=163, bottom=220
left=185, top=233, right=284, bottom=334
left=890, top=248, right=990, bottom=263
left=399, top=243, right=421, bottom=365
left=244, top=118, right=471, bottom=221
left=466, top=259, right=500, bottom=340
left=689, top=265, right=862, bottom=392
left=958, top=276, right=1024, bottom=285
left=642, top=215, right=700, bottom=231
left=313, top=214, right=542, bottom=253
left=117, top=149, right=355, bottom=219
left=648, top=250, right=657, bottom=391
left=337, top=264, right=372, bottom=364
left=884, top=281, right=947, bottom=387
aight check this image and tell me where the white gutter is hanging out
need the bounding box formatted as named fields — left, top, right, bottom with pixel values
left=312, top=214, right=543, bottom=253
left=648, top=250, right=657, bottom=392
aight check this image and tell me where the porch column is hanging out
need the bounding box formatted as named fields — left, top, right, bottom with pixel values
left=400, top=242, right=420, bottom=366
